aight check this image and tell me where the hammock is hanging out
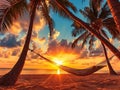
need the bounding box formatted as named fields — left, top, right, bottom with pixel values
left=59, top=65, right=104, bottom=76
left=29, top=49, right=114, bottom=76
left=59, top=55, right=114, bottom=76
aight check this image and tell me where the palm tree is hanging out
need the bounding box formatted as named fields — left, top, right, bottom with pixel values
left=107, top=0, right=120, bottom=32
left=53, top=0, right=120, bottom=60
left=0, top=0, right=38, bottom=86
left=0, top=0, right=77, bottom=86
left=71, top=0, right=119, bottom=75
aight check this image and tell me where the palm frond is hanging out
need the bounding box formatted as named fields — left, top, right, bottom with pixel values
left=101, top=29, right=109, bottom=40
left=71, top=21, right=85, bottom=37
left=79, top=9, right=90, bottom=21
left=0, top=0, right=27, bottom=32
left=57, top=0, right=77, bottom=12
left=81, top=33, right=91, bottom=49
left=72, top=29, right=85, bottom=37
left=105, top=26, right=120, bottom=39
left=90, top=0, right=98, bottom=17
left=0, top=0, right=10, bottom=9
left=72, top=31, right=88, bottom=48
left=88, top=35, right=96, bottom=50
left=29, top=0, right=41, bottom=14
left=79, top=5, right=98, bottom=23
left=99, top=2, right=111, bottom=19
left=103, top=17, right=120, bottom=39
left=50, top=0, right=77, bottom=19
left=71, top=21, right=85, bottom=29
left=40, top=0, right=54, bottom=37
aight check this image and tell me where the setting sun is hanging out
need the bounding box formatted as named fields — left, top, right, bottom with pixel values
left=54, top=59, right=63, bottom=66
left=52, top=58, right=63, bottom=74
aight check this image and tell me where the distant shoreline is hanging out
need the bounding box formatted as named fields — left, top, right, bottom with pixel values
left=0, top=68, right=68, bottom=75
left=0, top=68, right=119, bottom=75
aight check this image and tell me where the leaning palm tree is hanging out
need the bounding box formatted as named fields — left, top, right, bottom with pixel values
left=0, top=0, right=77, bottom=86
left=71, top=0, right=119, bottom=75
left=107, top=0, right=120, bottom=32
left=0, top=0, right=35, bottom=86
left=53, top=0, right=120, bottom=60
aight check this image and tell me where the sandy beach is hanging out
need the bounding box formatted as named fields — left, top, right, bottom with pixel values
left=0, top=74, right=120, bottom=90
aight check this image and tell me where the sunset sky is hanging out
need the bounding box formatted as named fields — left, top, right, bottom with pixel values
left=0, top=0, right=120, bottom=74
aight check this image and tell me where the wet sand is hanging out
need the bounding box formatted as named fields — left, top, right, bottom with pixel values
left=0, top=74, right=120, bottom=90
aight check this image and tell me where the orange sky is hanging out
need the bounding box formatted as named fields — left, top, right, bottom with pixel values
left=0, top=0, right=120, bottom=74
left=0, top=46, right=120, bottom=74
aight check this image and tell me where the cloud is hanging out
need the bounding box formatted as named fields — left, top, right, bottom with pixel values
left=46, top=37, right=108, bottom=59
left=46, top=39, right=88, bottom=58
left=94, top=40, right=100, bottom=49
left=0, top=34, right=21, bottom=48
left=11, top=48, right=21, bottom=56
left=60, top=39, right=68, bottom=46
left=0, top=31, right=47, bottom=59
left=29, top=31, right=47, bottom=51
left=26, top=48, right=44, bottom=60
left=88, top=44, right=104, bottom=57
left=79, top=49, right=89, bottom=58
left=31, top=31, right=46, bottom=44
left=33, top=17, right=46, bottom=32
left=8, top=21, right=22, bottom=35
left=47, top=40, right=58, bottom=55
left=8, top=10, right=46, bottom=36
left=19, top=10, right=46, bottom=32
left=0, top=6, right=48, bottom=59
left=0, top=46, right=22, bottom=58
left=0, top=33, right=23, bottom=58
left=4, top=10, right=47, bottom=53
left=48, top=29, right=60, bottom=40
left=52, top=30, right=60, bottom=40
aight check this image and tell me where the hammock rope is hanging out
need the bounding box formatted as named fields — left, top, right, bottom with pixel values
left=29, top=49, right=114, bottom=76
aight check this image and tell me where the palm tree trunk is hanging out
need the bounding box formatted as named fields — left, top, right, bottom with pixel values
left=101, top=43, right=117, bottom=75
left=0, top=0, right=38, bottom=86
left=107, top=0, right=120, bottom=32
left=54, top=0, right=120, bottom=59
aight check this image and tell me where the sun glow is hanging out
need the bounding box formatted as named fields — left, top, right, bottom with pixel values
left=53, top=59, right=63, bottom=66
left=57, top=69, right=61, bottom=75
left=55, top=60, right=63, bottom=66
left=53, top=58, right=63, bottom=74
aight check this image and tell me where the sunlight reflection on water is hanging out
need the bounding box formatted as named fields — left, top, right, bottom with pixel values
left=0, top=68, right=67, bottom=75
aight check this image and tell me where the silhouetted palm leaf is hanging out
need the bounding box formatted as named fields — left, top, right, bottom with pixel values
left=89, top=35, right=96, bottom=50
left=81, top=33, right=91, bottom=49
left=101, top=29, right=109, bottom=40
left=40, top=0, right=54, bottom=37
left=0, top=0, right=27, bottom=32
left=71, top=22, right=85, bottom=37
left=72, top=31, right=88, bottom=48
left=50, top=0, right=77, bottom=19
left=72, top=0, right=120, bottom=49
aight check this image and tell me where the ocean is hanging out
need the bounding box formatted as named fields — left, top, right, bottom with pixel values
left=0, top=68, right=67, bottom=75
